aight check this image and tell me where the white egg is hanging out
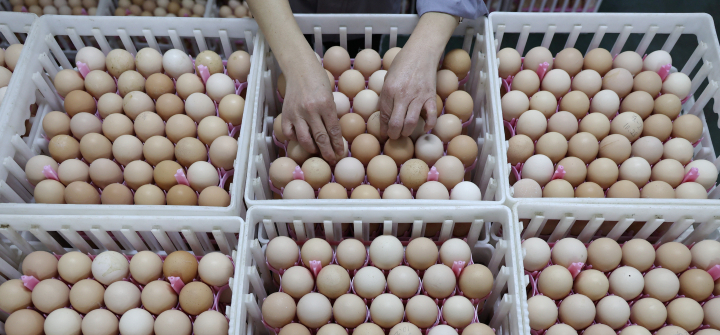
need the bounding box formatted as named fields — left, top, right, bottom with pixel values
left=205, top=73, right=235, bottom=102
left=643, top=50, right=672, bottom=73
left=450, top=181, right=481, bottom=200
left=162, top=49, right=194, bottom=79
left=76, top=46, right=106, bottom=71
left=156, top=0, right=168, bottom=7
left=43, top=5, right=58, bottom=14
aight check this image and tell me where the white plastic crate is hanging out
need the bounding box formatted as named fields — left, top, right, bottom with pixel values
left=487, top=12, right=720, bottom=207
left=244, top=14, right=507, bottom=207
left=230, top=205, right=524, bottom=335
left=0, top=214, right=242, bottom=327
left=512, top=200, right=720, bottom=335
left=0, top=12, right=34, bottom=45
left=0, top=15, right=261, bottom=216
left=485, top=0, right=602, bottom=13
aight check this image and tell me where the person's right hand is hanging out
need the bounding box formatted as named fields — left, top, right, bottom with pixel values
left=281, top=63, right=345, bottom=165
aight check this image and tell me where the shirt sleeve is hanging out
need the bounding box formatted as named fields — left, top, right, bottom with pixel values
left=416, top=0, right=488, bottom=19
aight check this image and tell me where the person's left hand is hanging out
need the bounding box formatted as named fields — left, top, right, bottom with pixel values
left=378, top=48, right=439, bottom=142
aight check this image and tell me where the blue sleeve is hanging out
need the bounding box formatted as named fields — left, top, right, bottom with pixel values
left=416, top=0, right=488, bottom=19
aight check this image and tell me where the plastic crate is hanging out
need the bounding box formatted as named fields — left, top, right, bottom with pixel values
left=0, top=15, right=261, bottom=216
left=0, top=214, right=242, bottom=326
left=244, top=14, right=507, bottom=207
left=485, top=0, right=602, bottom=13
left=0, top=12, right=34, bottom=46
left=512, top=200, right=720, bottom=335
left=230, top=205, right=524, bottom=335
left=487, top=12, right=720, bottom=208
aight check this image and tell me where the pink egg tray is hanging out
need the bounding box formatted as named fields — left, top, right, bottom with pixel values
left=525, top=239, right=720, bottom=335
left=3, top=251, right=233, bottom=325
left=501, top=54, right=708, bottom=195
left=39, top=54, right=249, bottom=201
left=260, top=237, right=492, bottom=335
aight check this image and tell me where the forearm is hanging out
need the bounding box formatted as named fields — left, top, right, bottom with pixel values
left=245, top=0, right=319, bottom=78
left=403, top=12, right=459, bottom=63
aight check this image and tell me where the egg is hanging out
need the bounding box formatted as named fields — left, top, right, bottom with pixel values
left=554, top=47, right=584, bottom=77
left=559, top=294, right=596, bottom=330
left=194, top=311, right=229, bottom=335
left=64, top=181, right=100, bottom=204
left=676, top=182, right=708, bottom=199
left=630, top=298, right=667, bottom=330
left=179, top=281, right=213, bottom=315
left=542, top=69, right=571, bottom=99
left=117, top=70, right=146, bottom=97
left=144, top=73, right=175, bottom=100
left=610, top=111, right=643, bottom=141
left=163, top=49, right=194, bottom=79
left=369, top=293, right=405, bottom=328
left=578, top=112, right=610, bottom=141
left=447, top=135, right=478, bottom=167
left=522, top=238, right=551, bottom=272
left=119, top=308, right=155, bottom=335
left=703, top=298, right=720, bottom=330
left=501, top=90, right=530, bottom=120
left=198, top=186, right=230, bottom=207
left=76, top=46, right=106, bottom=71
left=643, top=268, right=679, bottom=302
left=598, top=134, right=631, bottom=165
left=53, top=69, right=85, bottom=97
left=659, top=327, right=691, bottom=335
left=25, top=155, right=59, bottom=186
left=141, top=281, right=178, bottom=315
left=441, top=296, right=473, bottom=328
left=589, top=89, right=620, bottom=119
left=691, top=239, right=720, bottom=270
left=575, top=182, right=605, bottom=198
left=672, top=114, right=703, bottom=143
left=536, top=132, right=568, bottom=164
left=206, top=73, right=235, bottom=102
left=437, top=69, right=459, bottom=100
left=613, top=51, right=644, bottom=76
left=538, top=265, right=573, bottom=299
left=574, top=269, right=609, bottom=301
left=423, top=264, right=456, bottom=298
left=652, top=159, right=685, bottom=188
left=663, top=138, right=693, bottom=165
left=381, top=137, right=412, bottom=166
left=88, top=158, right=123, bottom=189
left=630, top=136, right=662, bottom=165
left=296, top=292, right=332, bottom=328
left=516, top=110, right=547, bottom=141
left=528, top=295, right=558, bottom=330
left=654, top=94, right=683, bottom=119
left=666, top=298, right=703, bottom=331
left=642, top=114, right=673, bottom=141
left=57, top=251, right=92, bottom=284
left=64, top=90, right=96, bottom=117
left=559, top=90, right=589, bottom=119
left=218, top=94, right=245, bottom=125
left=584, top=48, right=613, bottom=76
left=0, top=279, right=32, bottom=313
left=82, top=309, right=119, bottom=335
left=608, top=180, right=640, bottom=198
left=176, top=73, right=205, bottom=100
left=224, top=50, right=252, bottom=82
left=609, top=266, right=644, bottom=300
left=134, top=47, right=163, bottom=77
left=416, top=181, right=449, bottom=199
left=641, top=180, right=675, bottom=198
left=547, top=111, right=578, bottom=140
left=33, top=179, right=65, bottom=204
left=85, top=70, right=116, bottom=99
left=154, top=310, right=192, bottom=335
left=5, top=309, right=45, bottom=335
left=497, top=47, right=522, bottom=78
left=337, top=69, right=365, bottom=98
left=631, top=72, right=662, bottom=98
left=529, top=91, right=558, bottom=118
left=442, top=49, right=471, bottom=79
left=32, top=279, right=69, bottom=313
left=595, top=295, right=630, bottom=329
left=368, top=70, right=387, bottom=94
left=323, top=46, right=351, bottom=78
left=522, top=154, right=553, bottom=186
left=415, top=134, right=444, bottom=167
left=511, top=69, right=540, bottom=97
left=552, top=237, right=587, bottom=268
left=621, top=90, right=655, bottom=119
left=105, top=281, right=141, bottom=314
left=572, top=69, right=603, bottom=97
left=44, top=308, right=82, bottom=335
left=663, top=72, right=692, bottom=98
left=102, top=113, right=134, bottom=142
left=643, top=50, right=673, bottom=72
left=524, top=46, right=553, bottom=72
left=91, top=250, right=129, bottom=285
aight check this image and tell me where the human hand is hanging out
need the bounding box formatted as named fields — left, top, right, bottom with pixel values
left=378, top=48, right=439, bottom=141
left=378, top=12, right=459, bottom=142
left=281, top=65, right=344, bottom=165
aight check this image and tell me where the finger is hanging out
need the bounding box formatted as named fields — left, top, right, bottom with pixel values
left=281, top=112, right=298, bottom=142
left=387, top=99, right=408, bottom=140
left=320, top=110, right=345, bottom=164
left=378, top=84, right=394, bottom=142
left=294, top=119, right=317, bottom=154
left=401, top=97, right=425, bottom=138
left=423, top=98, right=439, bottom=133
left=307, top=115, right=337, bottom=164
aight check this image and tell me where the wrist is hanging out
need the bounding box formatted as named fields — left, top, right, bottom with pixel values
left=404, top=12, right=458, bottom=62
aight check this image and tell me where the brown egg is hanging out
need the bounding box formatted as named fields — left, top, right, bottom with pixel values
left=543, top=179, right=574, bottom=197
left=69, top=279, right=105, bottom=314
left=164, top=250, right=198, bottom=283
left=166, top=114, right=198, bottom=143
left=538, top=265, right=573, bottom=299
left=557, top=157, right=587, bottom=187
left=34, top=179, right=66, bottom=204
left=555, top=47, right=584, bottom=77
left=508, top=134, right=535, bottom=165
left=383, top=137, right=414, bottom=166
left=134, top=184, right=166, bottom=205
left=666, top=298, right=703, bottom=331
left=79, top=133, right=112, bottom=163
left=176, top=73, right=205, bottom=100
left=227, top=50, right=251, bottom=82
left=43, top=111, right=71, bottom=139
left=655, top=242, right=691, bottom=273
left=64, top=90, right=97, bottom=117
left=218, top=94, right=244, bottom=126
left=198, top=116, right=228, bottom=145
left=634, top=71, right=663, bottom=97
left=548, top=111, right=579, bottom=140
left=156, top=93, right=185, bottom=121
left=145, top=73, right=175, bottom=100
left=123, top=91, right=155, bottom=120
left=167, top=184, right=198, bottom=206
left=587, top=158, right=619, bottom=189
left=85, top=70, right=116, bottom=99
left=286, top=141, right=312, bottom=165
left=101, top=183, right=133, bottom=204
left=316, top=183, right=347, bottom=199
left=123, top=160, right=153, bottom=190
left=179, top=281, right=213, bottom=315
left=679, top=269, right=714, bottom=301
left=643, top=114, right=673, bottom=141
left=536, top=132, right=568, bottom=164
left=102, top=113, right=134, bottom=142
left=49, top=134, right=81, bottom=162
left=448, top=135, right=478, bottom=167
left=640, top=180, right=675, bottom=198
left=574, top=269, right=609, bottom=301
left=579, top=113, right=610, bottom=141
left=54, top=69, right=85, bottom=97
left=620, top=91, right=654, bottom=119
left=339, top=113, right=366, bottom=142
left=134, top=111, right=166, bottom=142
left=560, top=90, right=590, bottom=119
left=141, top=281, right=177, bottom=315
left=70, top=113, right=102, bottom=140
left=630, top=298, right=667, bottom=330
left=575, top=182, right=604, bottom=198
left=599, top=134, right=631, bottom=164
left=607, top=180, right=640, bottom=198
left=511, top=69, right=540, bottom=97
left=117, top=70, right=146, bottom=97
left=651, top=159, right=685, bottom=188
left=567, top=132, right=600, bottom=164
left=28, top=155, right=57, bottom=182
left=602, top=68, right=634, bottom=98
left=263, top=292, right=297, bottom=328
left=154, top=160, right=183, bottom=191
left=399, top=158, right=429, bottom=191
left=672, top=114, right=703, bottom=143
left=0, top=280, right=32, bottom=314
left=32, top=278, right=70, bottom=313
left=144, top=136, right=175, bottom=166
left=654, top=94, right=682, bottom=119
left=195, top=50, right=224, bottom=76
left=175, top=137, right=207, bottom=168
left=458, top=264, right=493, bottom=298
left=351, top=185, right=381, bottom=199
left=611, top=112, right=643, bottom=141
left=198, top=186, right=231, bottom=206
left=5, top=309, right=45, bottom=335
left=89, top=159, right=123, bottom=189
left=445, top=90, right=473, bottom=122
left=351, top=134, right=381, bottom=166
left=584, top=48, right=613, bottom=76
left=22, top=251, right=58, bottom=280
